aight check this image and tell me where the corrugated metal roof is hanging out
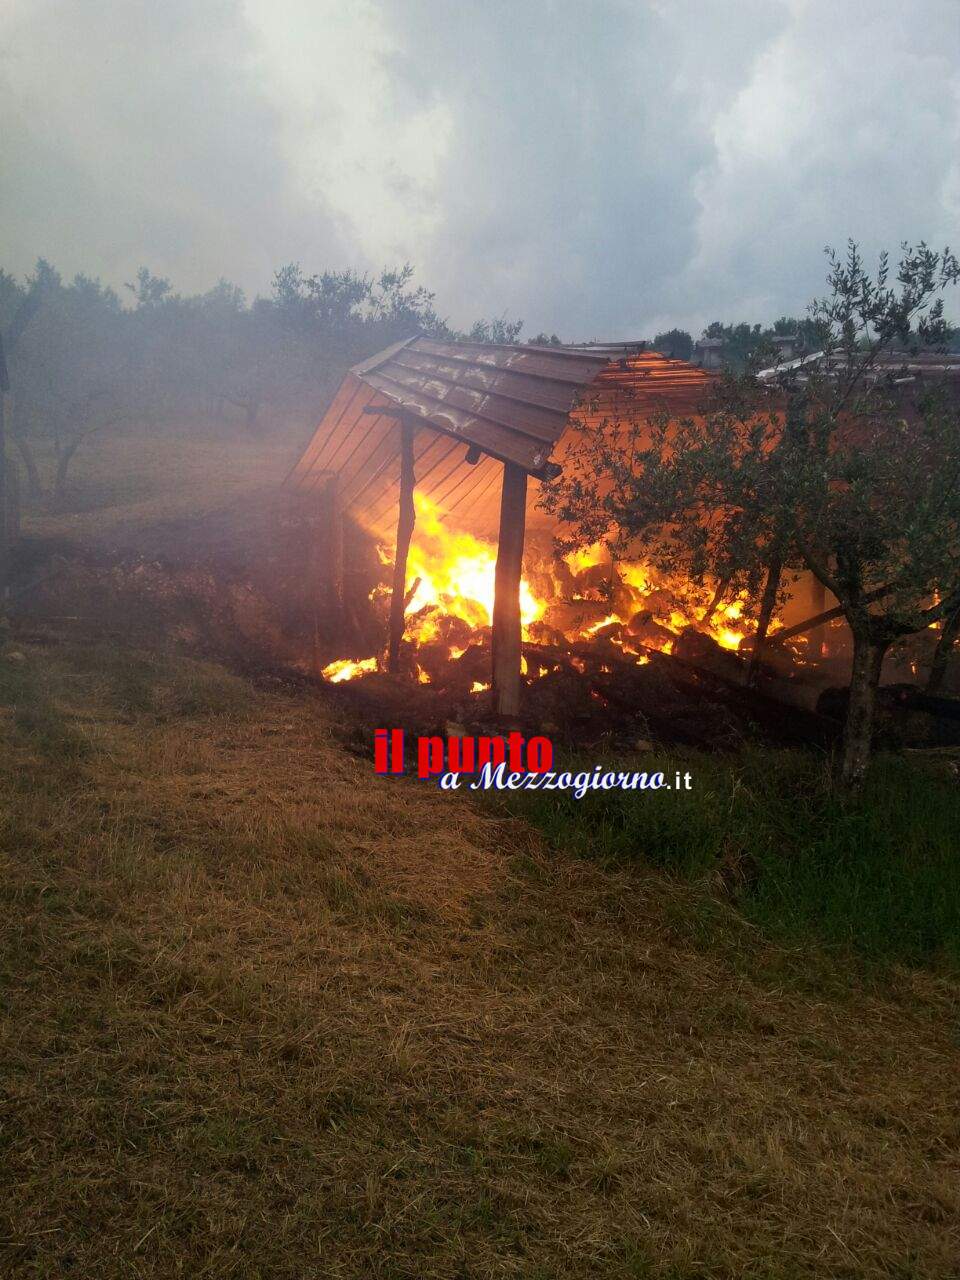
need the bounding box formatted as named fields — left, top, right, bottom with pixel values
left=285, top=335, right=713, bottom=537
left=757, top=350, right=960, bottom=383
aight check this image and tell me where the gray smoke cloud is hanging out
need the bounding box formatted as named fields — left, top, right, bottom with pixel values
left=2, top=0, right=958, bottom=335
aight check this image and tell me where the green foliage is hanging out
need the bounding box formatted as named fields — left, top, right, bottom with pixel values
left=540, top=372, right=793, bottom=614
left=780, top=243, right=960, bottom=634
left=490, top=747, right=960, bottom=968
left=0, top=268, right=25, bottom=330
left=652, top=327, right=693, bottom=360
left=124, top=266, right=173, bottom=308
left=466, top=314, right=524, bottom=344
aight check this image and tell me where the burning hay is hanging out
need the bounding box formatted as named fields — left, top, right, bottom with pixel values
left=289, top=339, right=728, bottom=718
left=324, top=494, right=751, bottom=685
left=321, top=497, right=832, bottom=751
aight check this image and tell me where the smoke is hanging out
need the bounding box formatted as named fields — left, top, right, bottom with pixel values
left=2, top=0, right=958, bottom=334
left=0, top=0, right=348, bottom=297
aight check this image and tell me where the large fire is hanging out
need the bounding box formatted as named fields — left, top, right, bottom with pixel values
left=322, top=495, right=750, bottom=684
left=403, top=494, right=545, bottom=637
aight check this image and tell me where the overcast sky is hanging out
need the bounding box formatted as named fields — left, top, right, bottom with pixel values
left=2, top=0, right=958, bottom=338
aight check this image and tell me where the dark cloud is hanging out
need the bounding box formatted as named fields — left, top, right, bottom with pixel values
left=2, top=0, right=957, bottom=333
left=376, top=0, right=788, bottom=334
left=375, top=0, right=959, bottom=334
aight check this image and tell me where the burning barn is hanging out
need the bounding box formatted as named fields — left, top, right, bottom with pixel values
left=283, top=336, right=759, bottom=715
left=285, top=337, right=960, bottom=740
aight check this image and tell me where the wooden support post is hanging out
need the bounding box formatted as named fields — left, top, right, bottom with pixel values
left=492, top=461, right=528, bottom=720
left=388, top=421, right=416, bottom=674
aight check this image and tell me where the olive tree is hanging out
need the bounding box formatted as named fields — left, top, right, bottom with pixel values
left=543, top=242, right=960, bottom=789
left=8, top=263, right=127, bottom=501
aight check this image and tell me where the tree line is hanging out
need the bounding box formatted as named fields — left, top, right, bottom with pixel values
left=6, top=249, right=952, bottom=508
left=0, top=259, right=561, bottom=503
left=653, top=313, right=960, bottom=369
left=652, top=321, right=815, bottom=365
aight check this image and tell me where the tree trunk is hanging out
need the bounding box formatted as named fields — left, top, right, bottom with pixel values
left=701, top=576, right=730, bottom=627
left=926, top=603, right=960, bottom=695
left=54, top=433, right=84, bottom=500
left=12, top=433, right=42, bottom=498
left=809, top=576, right=827, bottom=659
left=839, top=630, right=887, bottom=790
left=746, top=554, right=782, bottom=687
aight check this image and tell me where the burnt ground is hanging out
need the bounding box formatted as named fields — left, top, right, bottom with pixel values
left=9, top=487, right=960, bottom=768
left=5, top=514, right=835, bottom=762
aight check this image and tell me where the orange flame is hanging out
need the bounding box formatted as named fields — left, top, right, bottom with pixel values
left=323, top=656, right=378, bottom=683
left=404, top=495, right=544, bottom=639
left=329, top=499, right=749, bottom=681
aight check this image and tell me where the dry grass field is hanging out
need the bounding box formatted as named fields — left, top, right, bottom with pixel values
left=20, top=420, right=302, bottom=545
left=1, top=641, right=959, bottom=1278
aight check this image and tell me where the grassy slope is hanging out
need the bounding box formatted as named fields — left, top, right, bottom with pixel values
left=487, top=749, right=960, bottom=968
left=1, top=643, right=958, bottom=1279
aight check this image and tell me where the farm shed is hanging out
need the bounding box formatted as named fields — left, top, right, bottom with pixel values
left=286, top=335, right=713, bottom=716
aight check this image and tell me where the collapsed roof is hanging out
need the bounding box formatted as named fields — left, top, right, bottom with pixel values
left=285, top=334, right=713, bottom=537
